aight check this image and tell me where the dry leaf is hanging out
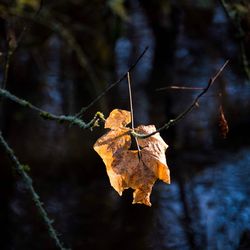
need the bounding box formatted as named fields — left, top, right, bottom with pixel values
left=94, top=109, right=170, bottom=206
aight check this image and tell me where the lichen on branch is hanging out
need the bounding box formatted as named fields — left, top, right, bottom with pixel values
left=0, top=88, right=105, bottom=129
left=0, top=132, right=69, bottom=250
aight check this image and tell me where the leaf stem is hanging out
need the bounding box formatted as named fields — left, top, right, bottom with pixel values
left=127, top=72, right=135, bottom=130
left=127, top=72, right=141, bottom=156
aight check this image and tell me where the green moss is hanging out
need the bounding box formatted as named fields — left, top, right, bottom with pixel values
left=96, top=111, right=106, bottom=121
left=20, top=164, right=30, bottom=172
left=40, top=111, right=52, bottom=119
left=22, top=100, right=32, bottom=108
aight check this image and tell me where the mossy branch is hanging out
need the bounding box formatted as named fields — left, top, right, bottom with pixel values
left=132, top=60, right=229, bottom=139
left=0, top=132, right=68, bottom=250
left=0, top=88, right=105, bottom=129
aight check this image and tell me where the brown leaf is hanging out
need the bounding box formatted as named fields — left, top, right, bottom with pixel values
left=94, top=109, right=170, bottom=206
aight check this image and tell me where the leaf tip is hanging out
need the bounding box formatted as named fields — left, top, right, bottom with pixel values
left=104, top=109, right=131, bottom=129
left=132, top=200, right=152, bottom=207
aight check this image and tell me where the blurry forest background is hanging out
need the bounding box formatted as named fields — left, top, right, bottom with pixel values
left=1, top=0, right=250, bottom=249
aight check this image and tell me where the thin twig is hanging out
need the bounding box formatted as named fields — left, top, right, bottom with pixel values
left=156, top=86, right=205, bottom=91
left=0, top=132, right=68, bottom=250
left=75, top=46, right=149, bottom=117
left=132, top=60, right=229, bottom=139
left=1, top=51, right=11, bottom=89
left=0, top=88, right=105, bottom=129
left=127, top=72, right=141, bottom=155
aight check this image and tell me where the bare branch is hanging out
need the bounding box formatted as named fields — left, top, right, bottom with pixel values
left=132, top=60, right=229, bottom=139
left=75, top=46, right=149, bottom=117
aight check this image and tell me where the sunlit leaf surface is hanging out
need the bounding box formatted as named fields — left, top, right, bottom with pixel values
left=94, top=109, right=170, bottom=206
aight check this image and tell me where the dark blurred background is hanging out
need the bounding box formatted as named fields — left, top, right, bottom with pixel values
left=1, top=0, right=250, bottom=249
